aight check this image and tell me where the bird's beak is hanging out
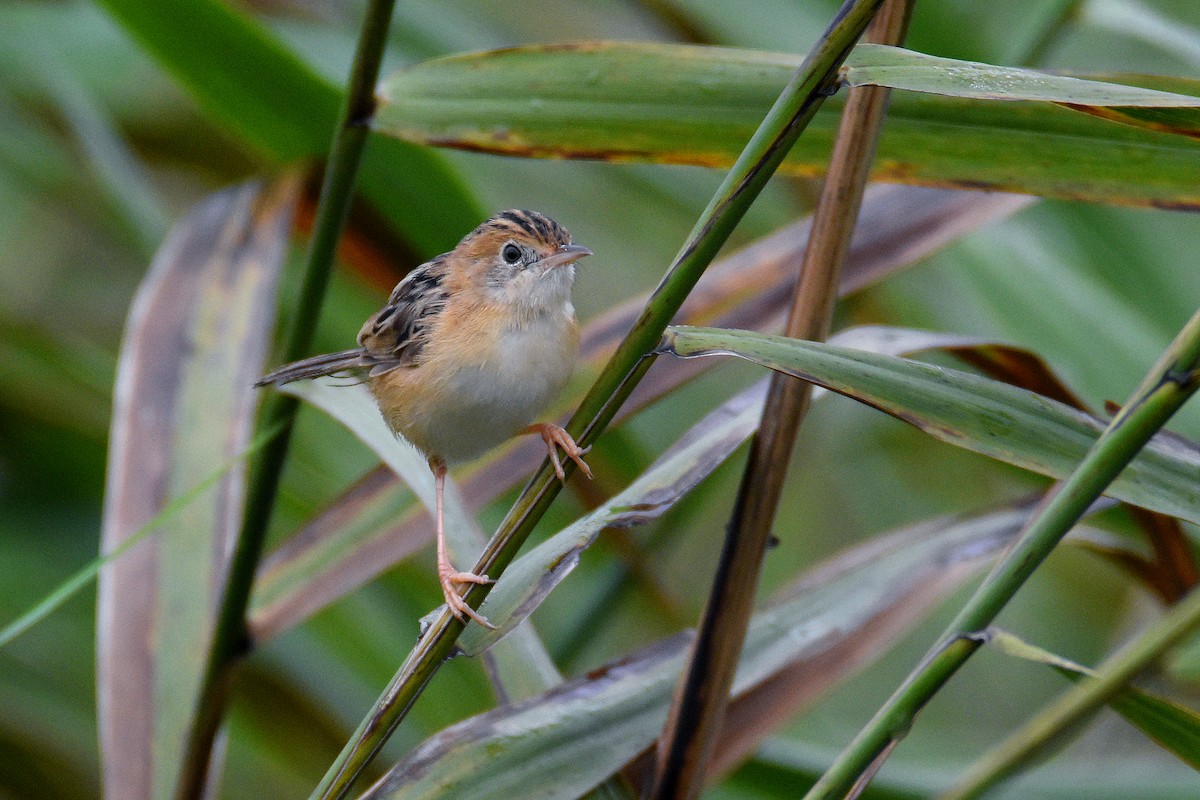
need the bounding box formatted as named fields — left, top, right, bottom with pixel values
left=540, top=244, right=592, bottom=270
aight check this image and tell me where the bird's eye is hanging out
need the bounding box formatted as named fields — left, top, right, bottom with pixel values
left=502, top=243, right=523, bottom=264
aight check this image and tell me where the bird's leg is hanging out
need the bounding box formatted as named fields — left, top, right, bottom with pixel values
left=522, top=423, right=593, bottom=481
left=431, top=459, right=495, bottom=629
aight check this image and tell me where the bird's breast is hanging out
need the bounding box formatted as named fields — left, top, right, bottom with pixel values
left=447, top=307, right=577, bottom=412
left=379, top=303, right=579, bottom=463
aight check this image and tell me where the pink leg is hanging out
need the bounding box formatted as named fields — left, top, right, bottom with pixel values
left=432, top=460, right=494, bottom=628
left=522, top=423, right=593, bottom=481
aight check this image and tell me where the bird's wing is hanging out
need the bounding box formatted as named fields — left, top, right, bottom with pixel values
left=357, top=255, right=450, bottom=373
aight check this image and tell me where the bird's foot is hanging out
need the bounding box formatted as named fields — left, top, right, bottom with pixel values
left=438, top=563, right=496, bottom=629
left=525, top=423, right=592, bottom=481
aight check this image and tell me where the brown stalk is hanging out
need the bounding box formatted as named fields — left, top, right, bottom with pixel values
left=648, top=3, right=916, bottom=798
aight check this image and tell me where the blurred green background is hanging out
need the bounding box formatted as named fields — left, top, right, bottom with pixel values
left=3, top=1, right=1200, bottom=798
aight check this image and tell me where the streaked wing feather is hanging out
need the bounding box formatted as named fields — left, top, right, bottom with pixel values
left=358, top=255, right=449, bottom=371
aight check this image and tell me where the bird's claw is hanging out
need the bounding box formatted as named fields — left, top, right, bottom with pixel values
left=439, top=568, right=496, bottom=629
left=535, top=423, right=593, bottom=481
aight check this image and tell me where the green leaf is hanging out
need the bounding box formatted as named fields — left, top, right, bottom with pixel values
left=843, top=44, right=1200, bottom=135
left=459, top=322, right=1081, bottom=657
left=375, top=42, right=1200, bottom=210
left=659, top=326, right=1200, bottom=524
left=989, top=629, right=1200, bottom=769
left=96, top=177, right=300, bottom=800
left=359, top=504, right=1028, bottom=800
left=95, top=0, right=482, bottom=255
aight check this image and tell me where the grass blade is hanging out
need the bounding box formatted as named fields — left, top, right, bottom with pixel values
left=941, top=621, right=1200, bottom=799
left=843, top=44, right=1200, bottom=133
left=991, top=630, right=1200, bottom=767
left=376, top=43, right=1200, bottom=209
left=661, top=326, right=1200, bottom=525
left=96, top=176, right=299, bottom=800
left=0, top=423, right=280, bottom=648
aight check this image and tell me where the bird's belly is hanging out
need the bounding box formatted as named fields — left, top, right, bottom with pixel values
left=385, top=317, right=576, bottom=463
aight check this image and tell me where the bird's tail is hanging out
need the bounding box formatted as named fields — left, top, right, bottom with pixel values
left=255, top=349, right=370, bottom=387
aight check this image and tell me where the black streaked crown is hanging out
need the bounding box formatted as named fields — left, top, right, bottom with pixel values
left=470, top=209, right=572, bottom=249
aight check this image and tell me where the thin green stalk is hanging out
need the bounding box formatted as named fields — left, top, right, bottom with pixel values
left=648, top=3, right=913, bottom=797
left=308, top=2, right=886, bottom=797
left=943, top=587, right=1200, bottom=800
left=804, top=306, right=1200, bottom=799
left=175, top=1, right=397, bottom=797
left=0, top=423, right=282, bottom=648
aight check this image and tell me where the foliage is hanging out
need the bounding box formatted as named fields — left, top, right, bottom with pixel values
left=3, top=1, right=1200, bottom=799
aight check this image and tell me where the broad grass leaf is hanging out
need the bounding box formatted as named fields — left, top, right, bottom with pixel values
left=843, top=44, right=1200, bottom=135
left=375, top=42, right=1200, bottom=209
left=661, top=327, right=1200, bottom=525
left=990, top=630, right=1200, bottom=769
left=97, top=176, right=300, bottom=800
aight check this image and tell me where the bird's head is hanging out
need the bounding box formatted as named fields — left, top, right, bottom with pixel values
left=456, top=209, right=591, bottom=314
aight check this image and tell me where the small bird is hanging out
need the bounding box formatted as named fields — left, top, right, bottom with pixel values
left=258, top=210, right=593, bottom=627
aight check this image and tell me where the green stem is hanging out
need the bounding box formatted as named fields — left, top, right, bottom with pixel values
left=308, top=2, right=886, bottom=797
left=804, top=307, right=1200, bottom=799
left=175, top=1, right=397, bottom=797
left=943, top=586, right=1200, bottom=800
